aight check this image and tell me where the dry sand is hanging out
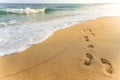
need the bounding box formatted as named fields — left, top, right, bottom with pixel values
left=0, top=17, right=120, bottom=80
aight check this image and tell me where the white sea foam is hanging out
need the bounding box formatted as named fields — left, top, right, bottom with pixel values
left=0, top=20, right=17, bottom=27
left=0, top=15, right=85, bottom=56
left=0, top=22, right=8, bottom=27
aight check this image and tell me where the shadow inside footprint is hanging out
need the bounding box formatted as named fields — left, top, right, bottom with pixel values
left=101, top=58, right=113, bottom=74
left=87, top=45, right=94, bottom=49
left=84, top=53, right=93, bottom=66
left=91, top=33, right=96, bottom=37
left=84, top=36, right=90, bottom=41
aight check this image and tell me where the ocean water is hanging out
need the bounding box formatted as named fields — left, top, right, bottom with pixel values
left=0, top=3, right=120, bottom=56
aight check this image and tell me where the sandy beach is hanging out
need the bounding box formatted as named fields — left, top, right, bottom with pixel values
left=0, top=17, right=120, bottom=80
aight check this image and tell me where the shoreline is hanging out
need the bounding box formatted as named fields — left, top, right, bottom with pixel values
left=0, top=16, right=118, bottom=57
left=1, top=3, right=120, bottom=57
left=0, top=16, right=120, bottom=80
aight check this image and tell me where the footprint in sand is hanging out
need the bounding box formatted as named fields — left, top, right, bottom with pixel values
left=84, top=53, right=93, bottom=66
left=86, top=29, right=96, bottom=37
left=87, top=45, right=94, bottom=49
left=82, top=29, right=92, bottom=33
left=101, top=58, right=113, bottom=74
left=82, top=29, right=96, bottom=37
left=84, top=36, right=90, bottom=41
left=86, top=29, right=92, bottom=32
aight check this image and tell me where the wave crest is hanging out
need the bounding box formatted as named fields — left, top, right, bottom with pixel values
left=0, top=7, right=46, bottom=14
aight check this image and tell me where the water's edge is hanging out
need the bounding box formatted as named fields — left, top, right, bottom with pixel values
left=0, top=4, right=120, bottom=57
left=0, top=16, right=115, bottom=57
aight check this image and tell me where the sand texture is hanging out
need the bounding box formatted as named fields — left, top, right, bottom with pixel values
left=0, top=17, right=120, bottom=80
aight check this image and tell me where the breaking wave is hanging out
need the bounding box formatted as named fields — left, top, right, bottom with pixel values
left=0, top=7, right=46, bottom=15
